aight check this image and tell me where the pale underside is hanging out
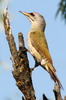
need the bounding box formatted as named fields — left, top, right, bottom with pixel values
left=28, top=30, right=56, bottom=72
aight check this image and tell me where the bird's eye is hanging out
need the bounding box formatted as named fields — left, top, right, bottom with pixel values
left=29, top=13, right=35, bottom=16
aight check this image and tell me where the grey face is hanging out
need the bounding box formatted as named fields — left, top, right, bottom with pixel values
left=19, top=11, right=46, bottom=31
left=27, top=12, right=46, bottom=31
left=28, top=12, right=44, bottom=22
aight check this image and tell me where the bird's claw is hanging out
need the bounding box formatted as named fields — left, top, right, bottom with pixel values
left=30, top=67, right=35, bottom=72
left=22, top=47, right=28, bottom=52
left=29, top=67, right=35, bottom=76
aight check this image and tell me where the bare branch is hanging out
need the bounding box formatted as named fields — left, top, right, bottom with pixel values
left=53, top=82, right=62, bottom=100
left=64, top=96, right=66, bottom=100
left=3, top=7, right=19, bottom=68
left=16, top=32, right=36, bottom=100
left=3, top=8, right=36, bottom=100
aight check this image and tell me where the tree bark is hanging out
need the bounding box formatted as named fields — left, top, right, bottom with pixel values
left=3, top=8, right=36, bottom=100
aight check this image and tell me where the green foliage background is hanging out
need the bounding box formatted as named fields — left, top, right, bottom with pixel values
left=56, top=0, right=66, bottom=22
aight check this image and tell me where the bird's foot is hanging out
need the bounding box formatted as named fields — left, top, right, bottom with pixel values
left=30, top=67, right=35, bottom=72
left=29, top=67, right=35, bottom=75
left=30, top=64, right=39, bottom=75
left=30, top=65, right=39, bottom=72
left=21, top=47, right=30, bottom=53
left=22, top=47, right=28, bottom=52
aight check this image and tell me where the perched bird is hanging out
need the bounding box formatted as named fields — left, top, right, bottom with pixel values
left=19, top=11, right=63, bottom=89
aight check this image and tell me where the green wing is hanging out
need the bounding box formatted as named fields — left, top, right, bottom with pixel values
left=30, top=31, right=53, bottom=64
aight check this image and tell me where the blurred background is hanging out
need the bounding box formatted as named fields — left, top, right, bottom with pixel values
left=0, top=0, right=66, bottom=100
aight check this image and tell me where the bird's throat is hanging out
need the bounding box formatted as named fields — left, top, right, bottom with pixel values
left=31, top=23, right=44, bottom=32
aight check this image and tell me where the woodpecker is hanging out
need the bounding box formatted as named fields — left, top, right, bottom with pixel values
left=19, top=11, right=63, bottom=89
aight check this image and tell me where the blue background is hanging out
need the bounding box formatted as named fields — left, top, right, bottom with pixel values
left=0, top=0, right=66, bottom=100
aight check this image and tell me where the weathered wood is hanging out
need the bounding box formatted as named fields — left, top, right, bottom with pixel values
left=3, top=8, right=36, bottom=100
left=53, top=82, right=62, bottom=100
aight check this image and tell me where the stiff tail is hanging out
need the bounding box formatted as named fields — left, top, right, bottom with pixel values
left=48, top=67, right=63, bottom=90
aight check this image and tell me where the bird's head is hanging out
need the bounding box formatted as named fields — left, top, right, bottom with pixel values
left=19, top=11, right=46, bottom=31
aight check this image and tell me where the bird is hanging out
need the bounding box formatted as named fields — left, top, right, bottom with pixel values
left=19, top=11, right=63, bottom=89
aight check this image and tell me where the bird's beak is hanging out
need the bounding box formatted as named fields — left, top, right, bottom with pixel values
left=19, top=11, right=30, bottom=17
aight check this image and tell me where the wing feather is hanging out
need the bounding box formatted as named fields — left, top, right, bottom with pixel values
left=30, top=31, right=53, bottom=64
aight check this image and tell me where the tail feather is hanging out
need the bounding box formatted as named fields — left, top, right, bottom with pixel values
left=48, top=67, right=63, bottom=90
